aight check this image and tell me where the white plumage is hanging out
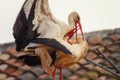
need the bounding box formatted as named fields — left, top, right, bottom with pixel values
left=13, top=0, right=88, bottom=79
left=24, top=0, right=81, bottom=39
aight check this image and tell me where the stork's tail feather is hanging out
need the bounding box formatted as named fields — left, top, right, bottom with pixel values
left=18, top=55, right=41, bottom=66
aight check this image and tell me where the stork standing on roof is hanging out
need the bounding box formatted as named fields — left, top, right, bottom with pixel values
left=13, top=0, right=88, bottom=80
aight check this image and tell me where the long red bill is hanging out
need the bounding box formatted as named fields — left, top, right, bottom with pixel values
left=66, top=21, right=84, bottom=44
left=75, top=21, right=84, bottom=41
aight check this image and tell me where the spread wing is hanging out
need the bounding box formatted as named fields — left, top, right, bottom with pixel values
left=13, top=0, right=38, bottom=51
left=13, top=0, right=58, bottom=51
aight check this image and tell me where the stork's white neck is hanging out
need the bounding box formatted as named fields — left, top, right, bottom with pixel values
left=68, top=14, right=75, bottom=29
left=67, top=12, right=80, bottom=31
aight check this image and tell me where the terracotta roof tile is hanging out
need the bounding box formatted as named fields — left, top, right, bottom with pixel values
left=0, top=28, right=120, bottom=80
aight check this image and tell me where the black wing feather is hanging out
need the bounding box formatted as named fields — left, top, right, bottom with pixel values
left=13, top=0, right=38, bottom=51
left=31, top=38, right=72, bottom=54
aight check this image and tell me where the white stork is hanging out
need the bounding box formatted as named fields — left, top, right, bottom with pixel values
left=13, top=0, right=88, bottom=80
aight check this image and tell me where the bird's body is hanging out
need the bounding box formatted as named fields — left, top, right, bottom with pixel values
left=24, top=37, right=88, bottom=75
left=13, top=0, right=88, bottom=79
left=48, top=37, right=88, bottom=67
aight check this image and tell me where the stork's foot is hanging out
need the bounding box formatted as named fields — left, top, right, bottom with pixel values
left=52, top=65, right=63, bottom=80
left=59, top=66, right=63, bottom=80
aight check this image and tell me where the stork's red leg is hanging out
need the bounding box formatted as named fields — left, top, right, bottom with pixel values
left=52, top=65, right=58, bottom=78
left=77, top=22, right=84, bottom=41
left=75, top=22, right=78, bottom=42
left=59, top=66, right=62, bottom=80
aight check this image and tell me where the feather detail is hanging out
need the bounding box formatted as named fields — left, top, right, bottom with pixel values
left=32, top=0, right=58, bottom=31
left=23, top=0, right=34, bottom=19
left=32, top=0, right=50, bottom=30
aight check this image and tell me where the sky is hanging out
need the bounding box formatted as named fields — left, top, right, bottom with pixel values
left=0, top=0, right=120, bottom=43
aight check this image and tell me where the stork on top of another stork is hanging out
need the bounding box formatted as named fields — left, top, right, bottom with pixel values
left=13, top=0, right=88, bottom=80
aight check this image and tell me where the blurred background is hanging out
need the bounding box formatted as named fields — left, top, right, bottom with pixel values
left=0, top=0, right=120, bottom=80
left=0, top=0, right=120, bottom=43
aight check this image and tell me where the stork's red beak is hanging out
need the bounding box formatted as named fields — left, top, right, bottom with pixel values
left=65, top=21, right=84, bottom=44
left=75, top=21, right=84, bottom=41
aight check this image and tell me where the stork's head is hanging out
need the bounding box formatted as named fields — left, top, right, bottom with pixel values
left=67, top=11, right=84, bottom=43
left=68, top=11, right=80, bottom=26
left=72, top=12, right=80, bottom=22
